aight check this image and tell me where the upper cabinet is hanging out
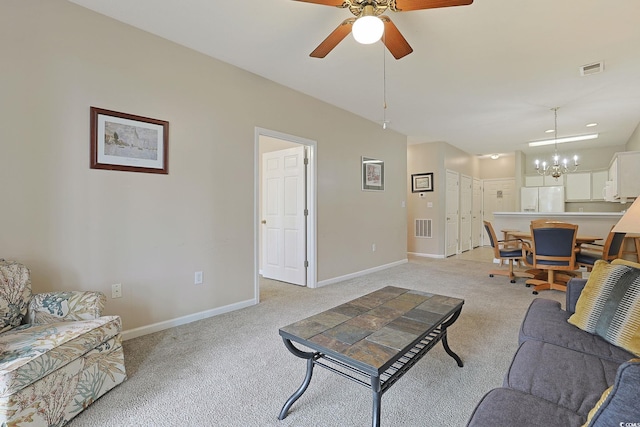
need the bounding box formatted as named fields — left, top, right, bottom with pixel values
left=527, top=169, right=609, bottom=202
left=565, top=170, right=608, bottom=201
left=609, top=151, right=640, bottom=202
left=591, top=170, right=608, bottom=201
left=524, top=174, right=565, bottom=187
left=565, top=172, right=591, bottom=201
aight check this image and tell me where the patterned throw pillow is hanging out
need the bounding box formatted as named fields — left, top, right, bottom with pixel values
left=582, top=385, right=612, bottom=427
left=568, top=259, right=640, bottom=356
left=0, top=260, right=32, bottom=333
left=582, top=358, right=640, bottom=427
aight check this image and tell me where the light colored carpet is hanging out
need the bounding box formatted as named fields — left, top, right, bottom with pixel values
left=67, top=255, right=564, bottom=427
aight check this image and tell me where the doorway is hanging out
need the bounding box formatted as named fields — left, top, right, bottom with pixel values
left=255, top=128, right=317, bottom=300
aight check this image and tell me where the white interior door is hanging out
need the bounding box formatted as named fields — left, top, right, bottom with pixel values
left=445, top=170, right=459, bottom=257
left=472, top=178, right=483, bottom=247
left=460, top=174, right=472, bottom=252
left=262, top=146, right=306, bottom=286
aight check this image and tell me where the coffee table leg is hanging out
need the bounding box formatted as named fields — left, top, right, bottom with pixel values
left=442, top=332, right=464, bottom=367
left=441, top=308, right=464, bottom=367
left=279, top=338, right=316, bottom=420
left=371, top=375, right=381, bottom=427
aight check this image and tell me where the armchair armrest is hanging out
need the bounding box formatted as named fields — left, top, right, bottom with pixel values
left=566, top=278, right=588, bottom=314
left=27, top=291, right=106, bottom=324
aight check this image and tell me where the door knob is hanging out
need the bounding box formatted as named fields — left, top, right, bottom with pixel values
left=261, top=220, right=266, bottom=224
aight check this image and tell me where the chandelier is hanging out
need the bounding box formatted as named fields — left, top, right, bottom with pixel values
left=534, top=107, right=579, bottom=180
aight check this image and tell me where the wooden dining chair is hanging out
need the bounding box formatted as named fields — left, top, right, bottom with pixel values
left=483, top=221, right=533, bottom=283
left=576, top=227, right=626, bottom=271
left=522, top=221, right=579, bottom=294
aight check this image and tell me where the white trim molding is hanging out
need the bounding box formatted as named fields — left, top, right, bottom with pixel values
left=121, top=298, right=257, bottom=341
left=407, top=252, right=446, bottom=259
left=316, top=259, right=408, bottom=287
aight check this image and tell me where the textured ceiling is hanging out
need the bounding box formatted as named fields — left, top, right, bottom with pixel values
left=69, top=0, right=640, bottom=157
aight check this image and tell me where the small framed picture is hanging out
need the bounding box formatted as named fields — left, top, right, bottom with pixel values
left=90, top=107, right=169, bottom=174
left=362, top=156, right=384, bottom=191
left=411, top=172, right=434, bottom=192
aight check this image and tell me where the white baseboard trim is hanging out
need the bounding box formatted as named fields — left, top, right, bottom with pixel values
left=407, top=252, right=446, bottom=259
left=316, top=259, right=408, bottom=288
left=122, top=298, right=257, bottom=341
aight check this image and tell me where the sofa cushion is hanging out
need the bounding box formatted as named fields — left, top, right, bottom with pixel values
left=584, top=358, right=640, bottom=427
left=520, top=298, right=634, bottom=363
left=568, top=259, right=640, bottom=356
left=466, top=387, right=585, bottom=427
left=27, top=291, right=106, bottom=324
left=0, top=261, right=32, bottom=333
left=504, top=340, right=619, bottom=416
left=0, top=334, right=126, bottom=426
left=0, top=315, right=122, bottom=397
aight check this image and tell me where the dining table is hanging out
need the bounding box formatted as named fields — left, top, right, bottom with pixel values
left=504, top=230, right=602, bottom=247
left=503, top=229, right=602, bottom=293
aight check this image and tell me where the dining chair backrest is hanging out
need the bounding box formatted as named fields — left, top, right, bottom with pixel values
left=603, top=230, right=627, bottom=261
left=483, top=221, right=501, bottom=259
left=529, top=221, right=578, bottom=270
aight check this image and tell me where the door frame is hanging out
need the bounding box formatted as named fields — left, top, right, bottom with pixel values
left=254, top=127, right=317, bottom=300
left=445, top=169, right=460, bottom=257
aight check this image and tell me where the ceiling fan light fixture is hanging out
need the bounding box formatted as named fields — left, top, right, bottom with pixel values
left=352, top=7, right=384, bottom=45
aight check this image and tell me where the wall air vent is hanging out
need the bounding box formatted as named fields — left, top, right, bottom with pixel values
left=580, top=61, right=604, bottom=76
left=415, top=219, right=432, bottom=238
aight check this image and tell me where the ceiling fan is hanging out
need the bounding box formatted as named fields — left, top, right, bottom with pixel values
left=295, top=0, right=473, bottom=59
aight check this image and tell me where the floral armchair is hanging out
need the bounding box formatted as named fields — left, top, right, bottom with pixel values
left=0, top=259, right=126, bottom=426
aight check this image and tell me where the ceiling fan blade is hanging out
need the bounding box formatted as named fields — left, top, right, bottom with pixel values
left=380, top=17, right=413, bottom=60
left=310, top=18, right=355, bottom=58
left=394, top=0, right=473, bottom=12
left=293, top=0, right=347, bottom=6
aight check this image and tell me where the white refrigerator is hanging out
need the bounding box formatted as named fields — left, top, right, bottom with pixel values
left=521, top=186, right=565, bottom=212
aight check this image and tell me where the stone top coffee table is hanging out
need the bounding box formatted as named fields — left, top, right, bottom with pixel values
left=278, top=286, right=464, bottom=427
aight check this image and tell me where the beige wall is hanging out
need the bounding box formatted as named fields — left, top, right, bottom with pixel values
left=478, top=156, right=516, bottom=180
left=0, top=0, right=407, bottom=334
left=626, top=121, right=640, bottom=151
left=407, top=143, right=443, bottom=256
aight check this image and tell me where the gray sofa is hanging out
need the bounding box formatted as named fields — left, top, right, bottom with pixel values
left=466, top=278, right=640, bottom=427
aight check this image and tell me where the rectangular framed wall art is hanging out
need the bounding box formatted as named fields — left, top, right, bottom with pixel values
left=362, top=156, right=385, bottom=191
left=411, top=172, right=434, bottom=192
left=90, top=107, right=169, bottom=174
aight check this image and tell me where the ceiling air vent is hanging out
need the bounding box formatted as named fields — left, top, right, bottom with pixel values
left=580, top=61, right=604, bottom=76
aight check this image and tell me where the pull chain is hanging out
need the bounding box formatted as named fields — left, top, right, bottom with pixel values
left=382, top=39, right=388, bottom=129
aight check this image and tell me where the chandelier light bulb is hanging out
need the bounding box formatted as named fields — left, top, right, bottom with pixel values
left=352, top=15, right=384, bottom=45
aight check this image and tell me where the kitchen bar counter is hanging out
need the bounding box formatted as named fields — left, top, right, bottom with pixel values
left=492, top=211, right=623, bottom=238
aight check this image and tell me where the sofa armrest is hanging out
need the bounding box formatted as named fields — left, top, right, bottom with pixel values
left=588, top=359, right=640, bottom=427
left=27, top=291, right=106, bottom=324
left=566, top=278, right=587, bottom=314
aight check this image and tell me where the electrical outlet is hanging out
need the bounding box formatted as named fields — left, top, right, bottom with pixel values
left=194, top=271, right=203, bottom=285
left=372, top=243, right=376, bottom=252
left=111, top=283, right=122, bottom=299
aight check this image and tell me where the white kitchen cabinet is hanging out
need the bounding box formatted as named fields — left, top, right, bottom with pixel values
left=591, top=170, right=608, bottom=201
left=609, top=151, right=640, bottom=201
left=524, top=174, right=565, bottom=187
left=565, top=172, right=591, bottom=201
